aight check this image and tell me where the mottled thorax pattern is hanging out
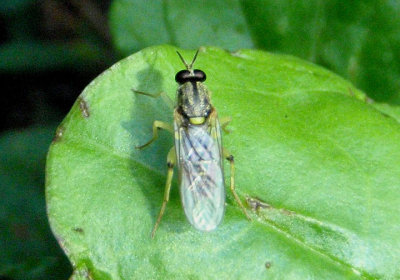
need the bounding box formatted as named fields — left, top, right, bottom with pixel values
left=177, top=81, right=211, bottom=118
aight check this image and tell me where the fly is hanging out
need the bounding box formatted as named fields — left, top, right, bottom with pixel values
left=134, top=50, right=251, bottom=238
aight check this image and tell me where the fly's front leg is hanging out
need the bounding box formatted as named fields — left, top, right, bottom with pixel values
left=223, top=148, right=252, bottom=221
left=132, top=89, right=164, bottom=98
left=136, top=121, right=173, bottom=149
left=132, top=89, right=174, bottom=109
left=151, top=147, right=176, bottom=238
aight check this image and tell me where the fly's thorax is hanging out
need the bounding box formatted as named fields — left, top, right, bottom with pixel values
left=177, top=81, right=211, bottom=124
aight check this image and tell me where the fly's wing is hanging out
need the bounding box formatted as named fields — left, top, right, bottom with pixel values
left=174, top=117, right=225, bottom=231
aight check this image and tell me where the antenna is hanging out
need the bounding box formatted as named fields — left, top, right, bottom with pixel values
left=176, top=50, right=199, bottom=71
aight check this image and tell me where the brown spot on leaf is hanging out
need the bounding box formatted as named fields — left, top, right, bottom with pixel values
left=52, top=125, right=65, bottom=142
left=282, top=209, right=294, bottom=215
left=73, top=227, right=84, bottom=234
left=72, top=267, right=94, bottom=280
left=247, top=196, right=297, bottom=217
left=265, top=261, right=272, bottom=269
left=246, top=196, right=271, bottom=211
left=79, top=97, right=90, bottom=118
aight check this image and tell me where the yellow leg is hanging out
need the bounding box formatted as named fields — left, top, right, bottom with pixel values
left=132, top=89, right=164, bottom=98
left=219, top=116, right=232, bottom=134
left=223, top=149, right=252, bottom=221
left=151, top=147, right=176, bottom=238
left=132, top=89, right=174, bottom=109
left=136, top=120, right=173, bottom=149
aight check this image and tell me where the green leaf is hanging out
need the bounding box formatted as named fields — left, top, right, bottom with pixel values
left=241, top=0, right=400, bottom=104
left=0, top=126, right=71, bottom=279
left=109, top=0, right=400, bottom=104
left=46, top=45, right=400, bottom=279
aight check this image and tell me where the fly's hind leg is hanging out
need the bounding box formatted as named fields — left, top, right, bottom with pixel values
left=223, top=148, right=252, bottom=221
left=151, top=147, right=176, bottom=238
left=136, top=121, right=173, bottom=149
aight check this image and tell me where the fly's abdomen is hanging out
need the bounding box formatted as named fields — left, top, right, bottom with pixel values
left=176, top=124, right=225, bottom=231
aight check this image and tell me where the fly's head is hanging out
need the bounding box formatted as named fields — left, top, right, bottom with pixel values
left=175, top=51, right=211, bottom=125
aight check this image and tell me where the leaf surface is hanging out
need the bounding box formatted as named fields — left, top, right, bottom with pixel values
left=46, top=45, right=400, bottom=279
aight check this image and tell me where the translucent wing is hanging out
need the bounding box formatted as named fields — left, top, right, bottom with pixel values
left=174, top=112, right=225, bottom=231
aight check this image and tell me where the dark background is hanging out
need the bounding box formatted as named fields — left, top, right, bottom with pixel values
left=1, top=0, right=114, bottom=133
left=1, top=1, right=114, bottom=278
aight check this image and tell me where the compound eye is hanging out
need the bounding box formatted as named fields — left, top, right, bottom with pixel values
left=175, top=70, right=191, bottom=84
left=193, top=69, right=206, bottom=82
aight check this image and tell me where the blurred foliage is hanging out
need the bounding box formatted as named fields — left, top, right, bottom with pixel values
left=110, top=0, right=400, bottom=104
left=0, top=126, right=71, bottom=279
left=0, top=0, right=114, bottom=73
left=109, top=0, right=254, bottom=54
left=0, top=41, right=106, bottom=72
left=0, top=0, right=113, bottom=279
left=0, top=0, right=37, bottom=15
left=0, top=0, right=116, bottom=132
